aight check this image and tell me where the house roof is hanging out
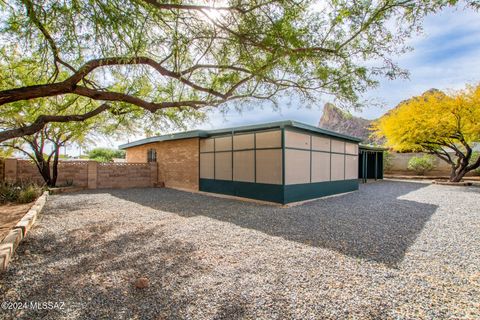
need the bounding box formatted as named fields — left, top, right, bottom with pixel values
left=359, top=145, right=388, bottom=152
left=119, top=120, right=363, bottom=149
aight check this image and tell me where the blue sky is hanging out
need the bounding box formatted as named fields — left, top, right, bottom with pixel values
left=105, top=5, right=480, bottom=149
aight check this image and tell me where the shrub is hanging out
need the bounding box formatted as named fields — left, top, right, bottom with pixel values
left=0, top=182, right=43, bottom=204
left=17, top=185, right=41, bottom=203
left=88, top=148, right=125, bottom=162
left=407, top=155, right=435, bottom=175
left=472, top=152, right=480, bottom=176
left=0, top=182, right=20, bottom=203
left=383, top=151, right=393, bottom=171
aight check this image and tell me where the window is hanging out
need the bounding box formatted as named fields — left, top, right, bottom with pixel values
left=147, top=148, right=157, bottom=162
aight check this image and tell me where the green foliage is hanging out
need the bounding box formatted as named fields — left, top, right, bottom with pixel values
left=472, top=152, right=480, bottom=175
left=383, top=151, right=394, bottom=171
left=17, top=185, right=42, bottom=203
left=407, top=155, right=435, bottom=175
left=0, top=0, right=470, bottom=138
left=0, top=182, right=43, bottom=204
left=88, top=148, right=125, bottom=162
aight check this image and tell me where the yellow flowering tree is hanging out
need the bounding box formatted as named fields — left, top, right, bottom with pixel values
left=373, top=86, right=480, bottom=182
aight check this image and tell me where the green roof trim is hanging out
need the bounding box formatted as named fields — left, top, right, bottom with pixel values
left=119, top=130, right=208, bottom=149
left=119, top=120, right=362, bottom=149
left=359, top=144, right=388, bottom=151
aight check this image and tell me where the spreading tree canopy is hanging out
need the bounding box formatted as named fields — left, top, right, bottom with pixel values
left=373, top=85, right=480, bottom=182
left=0, top=0, right=475, bottom=142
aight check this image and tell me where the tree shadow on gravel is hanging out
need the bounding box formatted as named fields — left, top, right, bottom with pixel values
left=108, top=180, right=438, bottom=267
left=0, top=223, right=222, bottom=320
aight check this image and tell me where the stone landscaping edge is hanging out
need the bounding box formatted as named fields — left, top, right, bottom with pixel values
left=48, top=186, right=86, bottom=195
left=0, top=191, right=49, bottom=272
left=432, top=180, right=473, bottom=186
left=384, top=174, right=480, bottom=181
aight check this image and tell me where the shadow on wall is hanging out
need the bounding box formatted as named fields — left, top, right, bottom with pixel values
left=106, top=181, right=437, bottom=267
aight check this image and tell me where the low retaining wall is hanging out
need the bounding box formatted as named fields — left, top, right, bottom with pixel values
left=0, top=191, right=48, bottom=272
left=1, top=159, right=158, bottom=189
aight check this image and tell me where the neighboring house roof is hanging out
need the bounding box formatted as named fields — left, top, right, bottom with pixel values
left=119, top=120, right=363, bottom=149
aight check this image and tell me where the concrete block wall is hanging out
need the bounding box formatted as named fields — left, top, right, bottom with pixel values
left=124, top=138, right=199, bottom=191
left=385, top=152, right=478, bottom=176
left=97, top=163, right=157, bottom=189
left=1, top=159, right=158, bottom=188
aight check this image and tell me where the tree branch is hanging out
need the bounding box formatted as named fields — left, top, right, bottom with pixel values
left=0, top=103, right=110, bottom=143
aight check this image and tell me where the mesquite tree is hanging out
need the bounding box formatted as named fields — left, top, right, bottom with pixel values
left=0, top=0, right=475, bottom=142
left=373, top=86, right=480, bottom=182
left=2, top=122, right=90, bottom=187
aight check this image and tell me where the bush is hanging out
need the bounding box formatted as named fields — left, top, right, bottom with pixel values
left=471, top=152, right=480, bottom=176
left=17, top=185, right=42, bottom=203
left=0, top=182, right=43, bottom=204
left=88, top=148, right=125, bottom=162
left=0, top=182, right=20, bottom=203
left=383, top=151, right=393, bottom=171
left=407, top=155, right=435, bottom=175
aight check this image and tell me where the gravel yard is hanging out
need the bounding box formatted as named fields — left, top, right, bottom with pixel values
left=1, top=180, right=479, bottom=319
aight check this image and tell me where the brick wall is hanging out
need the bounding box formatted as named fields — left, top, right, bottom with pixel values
left=1, top=159, right=158, bottom=189
left=124, top=138, right=199, bottom=191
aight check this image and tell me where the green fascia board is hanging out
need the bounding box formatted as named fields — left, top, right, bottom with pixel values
left=121, top=120, right=362, bottom=149
left=119, top=130, right=209, bottom=149
left=206, top=120, right=362, bottom=142
left=359, top=144, right=388, bottom=152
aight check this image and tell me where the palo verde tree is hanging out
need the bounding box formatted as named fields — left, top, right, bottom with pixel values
left=373, top=86, right=480, bottom=182
left=0, top=0, right=475, bottom=142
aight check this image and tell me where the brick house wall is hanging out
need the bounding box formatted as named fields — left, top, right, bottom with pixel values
left=124, top=138, right=199, bottom=191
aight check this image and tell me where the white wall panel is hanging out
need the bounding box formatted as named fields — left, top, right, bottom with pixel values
left=312, top=136, right=330, bottom=152
left=331, top=153, right=345, bottom=181
left=256, top=149, right=282, bottom=184
left=255, top=130, right=281, bottom=149
left=285, top=149, right=310, bottom=185
left=311, top=152, right=330, bottom=182
left=233, top=151, right=255, bottom=182
left=200, top=153, right=214, bottom=179
left=345, top=155, right=358, bottom=179
left=285, top=131, right=310, bottom=150
left=215, top=152, right=232, bottom=180
left=233, top=134, right=254, bottom=150
left=331, top=140, right=345, bottom=154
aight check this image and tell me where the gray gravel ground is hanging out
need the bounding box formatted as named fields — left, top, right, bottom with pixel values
left=0, top=180, right=479, bottom=319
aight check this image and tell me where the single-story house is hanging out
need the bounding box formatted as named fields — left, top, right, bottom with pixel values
left=119, top=120, right=382, bottom=204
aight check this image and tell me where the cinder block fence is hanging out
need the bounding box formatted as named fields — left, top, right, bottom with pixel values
left=1, top=158, right=158, bottom=189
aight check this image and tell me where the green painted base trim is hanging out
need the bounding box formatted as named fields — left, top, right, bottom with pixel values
left=199, top=179, right=284, bottom=203
left=200, top=179, right=358, bottom=204
left=284, top=179, right=358, bottom=203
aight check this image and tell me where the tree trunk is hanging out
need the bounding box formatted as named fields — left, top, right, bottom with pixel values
left=449, top=163, right=469, bottom=182
left=35, top=158, right=53, bottom=187
left=51, top=145, right=60, bottom=187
